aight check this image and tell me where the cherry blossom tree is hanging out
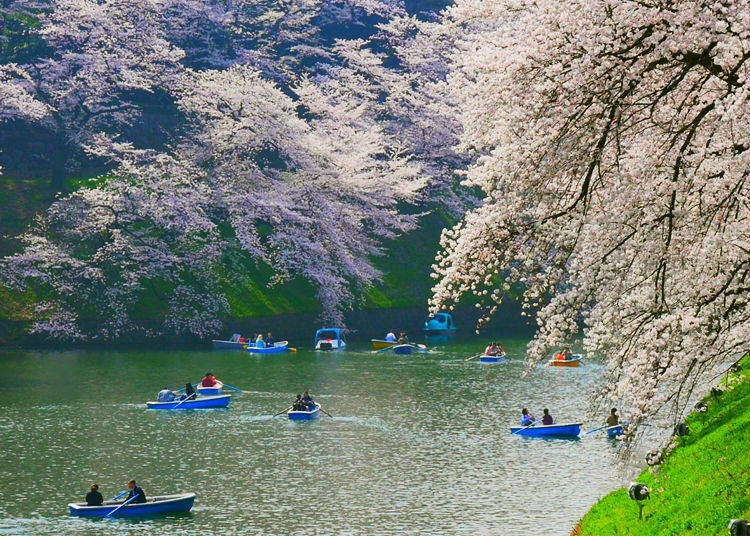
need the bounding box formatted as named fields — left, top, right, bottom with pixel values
left=430, top=0, right=750, bottom=427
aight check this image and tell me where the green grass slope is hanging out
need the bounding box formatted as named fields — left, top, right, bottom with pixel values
left=576, top=356, right=750, bottom=536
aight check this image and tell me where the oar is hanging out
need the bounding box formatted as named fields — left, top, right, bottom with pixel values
left=464, top=354, right=482, bottom=362
left=171, top=392, right=195, bottom=410
left=319, top=406, right=333, bottom=418
left=273, top=405, right=293, bottom=417
left=176, top=383, right=198, bottom=393
left=585, top=425, right=608, bottom=435
left=221, top=383, right=243, bottom=393
left=109, top=490, right=128, bottom=502
left=105, top=493, right=139, bottom=518
left=512, top=420, right=540, bottom=434
left=375, top=345, right=394, bottom=353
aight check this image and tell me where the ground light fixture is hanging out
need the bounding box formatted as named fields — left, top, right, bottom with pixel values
left=729, top=519, right=749, bottom=536
left=628, top=482, right=650, bottom=520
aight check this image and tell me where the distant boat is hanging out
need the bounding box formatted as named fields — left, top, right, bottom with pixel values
left=423, top=312, right=456, bottom=335
left=197, top=380, right=223, bottom=396
left=371, top=339, right=397, bottom=350
left=510, top=422, right=582, bottom=437
left=479, top=353, right=507, bottom=364
left=606, top=425, right=623, bottom=438
left=548, top=354, right=582, bottom=367
left=211, top=333, right=247, bottom=350
left=146, top=394, right=231, bottom=410
left=288, top=402, right=321, bottom=420
left=315, top=328, right=346, bottom=350
left=383, top=343, right=428, bottom=355
left=68, top=493, right=196, bottom=517
left=246, top=341, right=289, bottom=354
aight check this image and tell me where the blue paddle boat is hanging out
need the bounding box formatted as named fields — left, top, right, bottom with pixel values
left=479, top=353, right=507, bottom=363
left=288, top=402, right=321, bottom=420
left=315, top=328, right=346, bottom=350
left=69, top=493, right=196, bottom=517
left=389, top=343, right=428, bottom=355
left=247, top=341, right=289, bottom=354
left=423, top=312, right=456, bottom=335
left=510, top=422, right=582, bottom=438
left=146, top=394, right=231, bottom=410
left=606, top=425, right=624, bottom=438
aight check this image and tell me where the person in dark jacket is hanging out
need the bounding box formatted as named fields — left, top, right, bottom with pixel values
left=126, top=479, right=147, bottom=504
left=85, top=483, right=103, bottom=506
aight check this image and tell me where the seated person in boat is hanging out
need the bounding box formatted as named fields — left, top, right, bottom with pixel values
left=520, top=408, right=536, bottom=426
left=255, top=334, right=266, bottom=348
left=563, top=346, right=573, bottom=360
left=180, top=383, right=197, bottom=400
left=300, top=391, right=315, bottom=411
left=484, top=342, right=501, bottom=356
left=541, top=408, right=553, bottom=425
left=157, top=387, right=177, bottom=402
left=265, top=332, right=275, bottom=346
left=126, top=479, right=147, bottom=504
left=397, top=332, right=409, bottom=344
left=385, top=331, right=397, bottom=342
left=202, top=372, right=218, bottom=387
left=86, top=483, right=103, bottom=506
left=292, top=394, right=304, bottom=411
left=606, top=407, right=620, bottom=427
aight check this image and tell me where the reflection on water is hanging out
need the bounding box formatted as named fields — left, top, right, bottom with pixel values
left=0, top=338, right=628, bottom=535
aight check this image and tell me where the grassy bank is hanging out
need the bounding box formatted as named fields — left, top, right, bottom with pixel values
left=576, top=356, right=750, bottom=536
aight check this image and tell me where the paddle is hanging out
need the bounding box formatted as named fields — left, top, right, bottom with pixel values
left=585, top=425, right=608, bottom=435
left=464, top=354, right=482, bottom=362
left=512, top=419, right=540, bottom=434
left=375, top=345, right=394, bottom=353
left=105, top=493, right=139, bottom=518
left=221, top=383, right=243, bottom=393
left=109, top=490, right=129, bottom=502
left=319, top=406, right=333, bottom=418
left=171, top=392, right=195, bottom=410
left=273, top=405, right=293, bottom=417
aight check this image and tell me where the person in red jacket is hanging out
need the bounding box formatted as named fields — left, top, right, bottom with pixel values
left=201, top=372, right=217, bottom=387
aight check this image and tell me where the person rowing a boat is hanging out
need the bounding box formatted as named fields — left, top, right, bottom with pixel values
left=385, top=331, right=397, bottom=342
left=201, top=372, right=219, bottom=388
left=125, top=479, right=147, bottom=504
left=300, top=391, right=315, bottom=411
left=397, top=332, right=409, bottom=344
left=606, top=408, right=620, bottom=427
left=520, top=408, right=536, bottom=426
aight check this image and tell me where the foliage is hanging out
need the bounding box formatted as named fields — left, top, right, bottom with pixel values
left=429, top=0, right=750, bottom=428
left=578, top=357, right=750, bottom=535
left=0, top=0, right=459, bottom=338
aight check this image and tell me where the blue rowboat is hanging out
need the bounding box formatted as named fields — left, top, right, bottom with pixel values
left=247, top=341, right=288, bottom=354
left=606, top=425, right=623, bottom=438
left=288, top=402, right=321, bottom=421
left=479, top=353, right=507, bottom=363
left=423, top=312, right=456, bottom=335
left=509, top=422, right=582, bottom=437
left=146, top=394, right=231, bottom=410
left=69, top=493, right=195, bottom=517
left=389, top=343, right=428, bottom=355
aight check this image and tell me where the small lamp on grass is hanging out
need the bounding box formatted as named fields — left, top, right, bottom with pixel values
left=628, top=482, right=650, bottom=520
left=729, top=519, right=749, bottom=536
